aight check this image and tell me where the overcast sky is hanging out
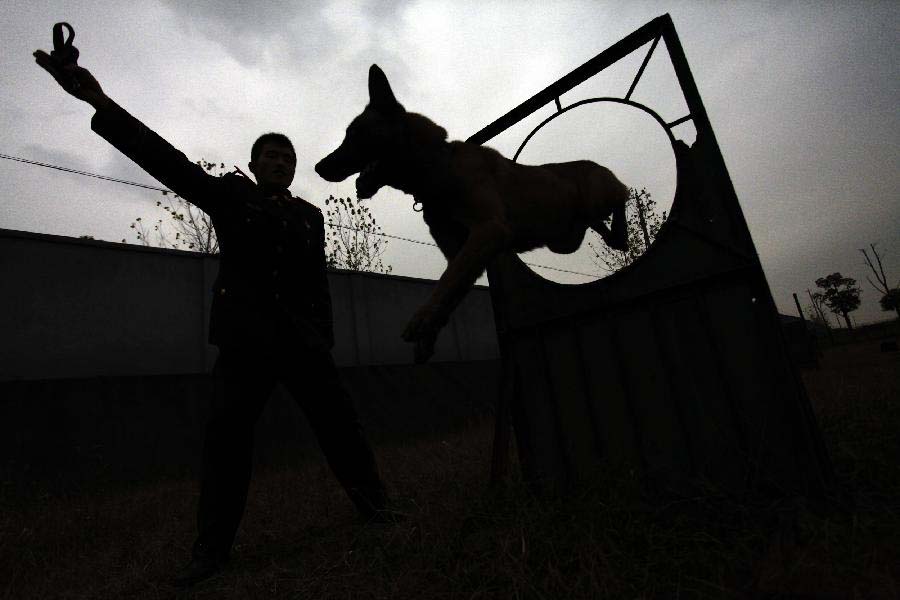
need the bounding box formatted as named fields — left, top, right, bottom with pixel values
left=2, top=0, right=898, bottom=325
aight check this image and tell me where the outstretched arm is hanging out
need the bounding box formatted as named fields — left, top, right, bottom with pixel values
left=33, top=35, right=232, bottom=212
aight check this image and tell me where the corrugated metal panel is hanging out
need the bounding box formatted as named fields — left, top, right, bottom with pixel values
left=575, top=316, right=642, bottom=470
left=658, top=296, right=746, bottom=490
left=617, top=310, right=692, bottom=483
left=509, top=330, right=567, bottom=485
left=542, top=323, right=601, bottom=483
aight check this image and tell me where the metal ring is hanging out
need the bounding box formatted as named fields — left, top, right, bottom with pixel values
left=512, top=97, right=678, bottom=163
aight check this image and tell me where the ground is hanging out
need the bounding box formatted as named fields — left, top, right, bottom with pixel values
left=2, top=326, right=898, bottom=598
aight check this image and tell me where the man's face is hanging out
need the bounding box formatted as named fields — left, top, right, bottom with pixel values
left=249, top=142, right=296, bottom=190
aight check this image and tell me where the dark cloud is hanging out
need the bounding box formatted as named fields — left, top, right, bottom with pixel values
left=158, top=0, right=330, bottom=67
left=157, top=1, right=410, bottom=69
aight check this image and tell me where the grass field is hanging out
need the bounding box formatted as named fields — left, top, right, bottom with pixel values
left=2, top=334, right=898, bottom=599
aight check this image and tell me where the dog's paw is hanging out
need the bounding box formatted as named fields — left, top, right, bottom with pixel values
left=402, top=304, right=444, bottom=344
left=403, top=308, right=439, bottom=364
left=414, top=334, right=436, bottom=364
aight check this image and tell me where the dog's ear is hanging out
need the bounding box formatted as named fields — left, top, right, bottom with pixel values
left=368, top=64, right=403, bottom=113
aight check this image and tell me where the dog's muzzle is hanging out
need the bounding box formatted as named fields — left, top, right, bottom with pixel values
left=355, top=161, right=382, bottom=199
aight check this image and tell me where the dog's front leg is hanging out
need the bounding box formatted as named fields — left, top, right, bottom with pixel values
left=403, top=220, right=513, bottom=362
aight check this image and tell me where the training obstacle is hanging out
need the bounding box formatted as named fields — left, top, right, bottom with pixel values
left=469, top=15, right=833, bottom=497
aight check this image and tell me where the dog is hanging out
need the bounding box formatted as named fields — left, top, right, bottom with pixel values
left=315, top=65, right=629, bottom=363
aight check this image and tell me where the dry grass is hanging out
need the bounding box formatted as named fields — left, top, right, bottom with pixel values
left=2, top=338, right=898, bottom=599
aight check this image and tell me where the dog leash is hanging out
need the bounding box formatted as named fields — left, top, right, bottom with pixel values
left=51, top=22, right=79, bottom=65
left=49, top=22, right=81, bottom=92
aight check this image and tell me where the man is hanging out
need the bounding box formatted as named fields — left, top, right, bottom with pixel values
left=34, top=40, right=389, bottom=587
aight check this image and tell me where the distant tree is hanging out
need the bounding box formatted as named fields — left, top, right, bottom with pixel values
left=881, top=289, right=900, bottom=316
left=589, top=187, right=666, bottom=274
left=806, top=289, right=833, bottom=329
left=323, top=195, right=392, bottom=274
left=78, top=235, right=95, bottom=240
left=814, top=272, right=862, bottom=330
left=130, top=158, right=221, bottom=254
left=859, top=243, right=900, bottom=319
left=878, top=288, right=900, bottom=317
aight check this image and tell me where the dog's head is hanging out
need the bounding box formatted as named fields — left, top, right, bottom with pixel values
left=315, top=64, right=406, bottom=198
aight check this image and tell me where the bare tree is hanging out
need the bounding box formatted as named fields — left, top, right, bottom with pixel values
left=589, top=187, right=666, bottom=274
left=128, top=168, right=393, bottom=272
left=806, top=288, right=833, bottom=329
left=859, top=243, right=900, bottom=319
left=130, top=159, right=221, bottom=254
left=324, top=195, right=392, bottom=274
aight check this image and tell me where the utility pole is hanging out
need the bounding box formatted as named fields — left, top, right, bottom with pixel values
left=793, top=292, right=806, bottom=323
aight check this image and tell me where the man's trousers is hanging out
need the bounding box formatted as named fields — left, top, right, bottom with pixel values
left=192, top=342, right=386, bottom=559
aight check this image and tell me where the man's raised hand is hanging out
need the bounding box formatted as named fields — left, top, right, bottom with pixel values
left=33, top=23, right=108, bottom=110
left=34, top=49, right=108, bottom=109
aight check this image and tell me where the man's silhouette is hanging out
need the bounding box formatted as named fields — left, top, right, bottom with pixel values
left=34, top=37, right=389, bottom=587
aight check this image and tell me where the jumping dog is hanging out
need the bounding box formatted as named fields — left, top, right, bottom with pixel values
left=316, top=65, right=629, bottom=363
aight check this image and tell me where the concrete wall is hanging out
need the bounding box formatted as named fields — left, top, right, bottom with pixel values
left=0, top=228, right=498, bottom=381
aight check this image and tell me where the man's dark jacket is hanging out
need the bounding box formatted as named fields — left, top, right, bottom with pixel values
left=92, top=102, right=334, bottom=350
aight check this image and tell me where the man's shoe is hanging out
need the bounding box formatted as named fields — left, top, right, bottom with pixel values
left=173, top=553, right=226, bottom=587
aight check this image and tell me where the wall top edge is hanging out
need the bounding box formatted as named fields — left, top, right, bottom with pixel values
left=0, top=227, right=489, bottom=290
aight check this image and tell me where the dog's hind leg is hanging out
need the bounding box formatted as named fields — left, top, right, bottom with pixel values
left=584, top=166, right=629, bottom=251
left=590, top=217, right=627, bottom=251
left=607, top=199, right=628, bottom=251
left=590, top=195, right=629, bottom=251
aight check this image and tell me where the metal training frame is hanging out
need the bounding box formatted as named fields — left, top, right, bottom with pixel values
left=468, top=14, right=833, bottom=496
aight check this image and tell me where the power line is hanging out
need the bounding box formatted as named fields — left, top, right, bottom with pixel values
left=1, top=152, right=602, bottom=279
left=523, top=262, right=599, bottom=278
left=333, top=223, right=436, bottom=248
left=331, top=223, right=596, bottom=277
left=0, top=153, right=171, bottom=193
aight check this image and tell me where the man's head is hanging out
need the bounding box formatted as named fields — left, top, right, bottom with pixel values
left=249, top=132, right=296, bottom=191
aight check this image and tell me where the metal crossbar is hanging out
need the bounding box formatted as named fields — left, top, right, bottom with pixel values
left=468, top=15, right=670, bottom=145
